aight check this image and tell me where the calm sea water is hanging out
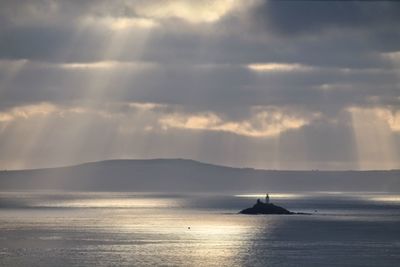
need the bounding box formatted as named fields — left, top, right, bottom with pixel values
left=1, top=191, right=400, bottom=266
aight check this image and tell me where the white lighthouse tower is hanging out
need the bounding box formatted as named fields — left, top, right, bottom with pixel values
left=265, top=193, right=270, bottom=204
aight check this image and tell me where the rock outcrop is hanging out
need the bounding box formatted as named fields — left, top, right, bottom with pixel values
left=239, top=199, right=293, bottom=215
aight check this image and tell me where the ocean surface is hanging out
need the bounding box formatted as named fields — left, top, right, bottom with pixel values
left=1, top=191, right=400, bottom=266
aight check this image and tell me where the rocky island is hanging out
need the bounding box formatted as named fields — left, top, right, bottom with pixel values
left=239, top=194, right=305, bottom=215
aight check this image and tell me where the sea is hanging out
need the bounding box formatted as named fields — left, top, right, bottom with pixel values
left=0, top=191, right=399, bottom=266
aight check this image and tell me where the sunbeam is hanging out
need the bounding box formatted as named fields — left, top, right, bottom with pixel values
left=350, top=107, right=399, bottom=170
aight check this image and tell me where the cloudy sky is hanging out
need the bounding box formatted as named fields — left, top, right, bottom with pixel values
left=0, top=0, right=399, bottom=170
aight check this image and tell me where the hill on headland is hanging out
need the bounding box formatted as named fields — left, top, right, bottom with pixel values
left=0, top=159, right=399, bottom=192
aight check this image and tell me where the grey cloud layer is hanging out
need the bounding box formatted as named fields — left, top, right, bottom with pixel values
left=1, top=61, right=397, bottom=117
left=256, top=1, right=400, bottom=34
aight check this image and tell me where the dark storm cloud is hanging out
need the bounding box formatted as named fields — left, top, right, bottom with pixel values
left=254, top=1, right=400, bottom=36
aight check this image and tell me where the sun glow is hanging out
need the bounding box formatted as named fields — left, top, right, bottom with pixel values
left=247, top=63, right=312, bottom=72
left=0, top=103, right=57, bottom=121
left=133, top=0, right=238, bottom=24
left=235, top=193, right=305, bottom=199
left=159, top=109, right=309, bottom=137
left=82, top=16, right=158, bottom=31
left=108, top=17, right=158, bottom=30
left=59, top=61, right=155, bottom=70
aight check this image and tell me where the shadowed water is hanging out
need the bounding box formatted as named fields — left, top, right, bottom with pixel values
left=1, top=192, right=400, bottom=266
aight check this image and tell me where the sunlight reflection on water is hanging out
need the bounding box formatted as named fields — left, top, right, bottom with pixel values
left=366, top=195, right=400, bottom=203
left=41, top=198, right=181, bottom=208
left=1, top=191, right=400, bottom=266
left=234, top=193, right=306, bottom=199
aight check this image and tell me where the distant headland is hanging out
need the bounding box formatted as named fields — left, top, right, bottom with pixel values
left=0, top=159, right=399, bottom=192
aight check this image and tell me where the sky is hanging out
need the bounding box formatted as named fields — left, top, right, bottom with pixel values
left=0, top=0, right=399, bottom=170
